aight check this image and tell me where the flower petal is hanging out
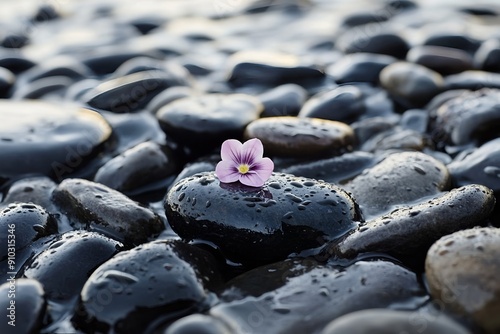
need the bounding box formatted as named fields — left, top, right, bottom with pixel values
left=239, top=171, right=266, bottom=187
left=220, top=139, right=243, bottom=164
left=251, top=157, right=274, bottom=182
left=215, top=160, right=240, bottom=183
left=240, top=138, right=264, bottom=165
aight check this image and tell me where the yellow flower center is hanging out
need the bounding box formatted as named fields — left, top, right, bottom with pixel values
left=238, top=164, right=250, bottom=174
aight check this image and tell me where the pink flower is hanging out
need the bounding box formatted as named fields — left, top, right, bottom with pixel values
left=215, top=138, right=274, bottom=187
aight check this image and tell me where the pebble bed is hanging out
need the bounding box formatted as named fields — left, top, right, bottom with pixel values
left=1, top=0, right=500, bottom=333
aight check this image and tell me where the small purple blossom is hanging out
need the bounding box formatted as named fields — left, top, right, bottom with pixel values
left=215, top=138, right=274, bottom=187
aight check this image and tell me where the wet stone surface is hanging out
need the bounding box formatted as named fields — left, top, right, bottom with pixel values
left=0, top=278, right=47, bottom=334
left=334, top=184, right=496, bottom=259
left=209, top=259, right=425, bottom=334
left=426, top=227, right=500, bottom=334
left=244, top=116, right=355, bottom=159
left=344, top=151, right=450, bottom=217
left=19, top=230, right=122, bottom=301
left=52, top=178, right=164, bottom=247
left=164, top=172, right=361, bottom=265
left=156, top=93, right=263, bottom=151
left=431, top=89, right=500, bottom=147
left=73, top=240, right=221, bottom=334
left=94, top=141, right=180, bottom=195
left=0, top=101, right=112, bottom=183
left=321, top=309, right=471, bottom=334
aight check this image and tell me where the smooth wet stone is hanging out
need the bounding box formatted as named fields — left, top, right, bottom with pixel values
left=81, top=51, right=163, bottom=75
left=448, top=138, right=500, bottom=193
left=0, top=101, right=112, bottom=182
left=0, top=203, right=57, bottom=262
left=210, top=260, right=425, bottom=334
left=474, top=39, right=500, bottom=72
left=258, top=84, right=307, bottom=117
left=280, top=151, right=377, bottom=184
left=20, top=231, right=122, bottom=301
left=321, top=309, right=471, bottom=334
left=157, top=93, right=263, bottom=150
left=326, top=53, right=396, bottom=84
left=111, top=57, right=175, bottom=78
left=11, top=76, right=73, bottom=99
left=164, top=172, right=361, bottom=265
left=2, top=177, right=56, bottom=210
left=15, top=56, right=93, bottom=85
left=423, top=33, right=480, bottom=54
left=344, top=152, right=450, bottom=217
left=0, top=52, right=36, bottom=74
left=86, top=70, right=191, bottom=113
left=341, top=12, right=389, bottom=27
left=426, top=227, right=500, bottom=333
left=444, top=71, right=500, bottom=90
left=334, top=184, right=495, bottom=258
left=52, top=178, right=164, bottom=246
left=380, top=62, right=444, bottom=108
left=0, top=279, right=46, bottom=334
left=406, top=45, right=473, bottom=75
left=244, top=116, right=355, bottom=159
left=0, top=66, right=15, bottom=98
left=336, top=27, right=409, bottom=59
left=431, top=89, right=500, bottom=147
left=226, top=51, right=326, bottom=89
left=298, top=86, right=365, bottom=124
left=94, top=142, right=179, bottom=194
left=73, top=240, right=221, bottom=334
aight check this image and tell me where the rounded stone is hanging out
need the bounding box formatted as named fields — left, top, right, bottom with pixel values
left=380, top=62, right=444, bottom=107
left=448, top=138, right=500, bottom=193
left=94, top=141, right=180, bottom=194
left=164, top=172, right=361, bottom=265
left=0, top=203, right=57, bottom=262
left=85, top=70, right=191, bottom=113
left=0, top=279, right=46, bottom=334
left=52, top=178, right=164, bottom=247
left=73, top=240, right=221, bottom=334
left=431, top=89, right=500, bottom=147
left=226, top=51, right=325, bottom=89
left=20, top=231, right=122, bottom=301
left=474, top=39, right=500, bottom=73
left=165, top=314, right=232, bottom=334
left=0, top=100, right=112, bottom=182
left=211, top=260, right=425, bottom=334
left=2, top=176, right=56, bottom=210
left=326, top=53, right=396, bottom=85
left=336, top=28, right=409, bottom=59
left=426, top=227, right=500, bottom=333
left=298, top=86, right=365, bottom=124
left=444, top=71, right=500, bottom=91
left=335, top=184, right=496, bottom=258
left=321, top=309, right=471, bottom=334
left=344, top=151, right=450, bottom=218
left=406, top=45, right=473, bottom=75
left=157, top=94, right=263, bottom=150
left=244, top=116, right=355, bottom=159
left=423, top=33, right=480, bottom=54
